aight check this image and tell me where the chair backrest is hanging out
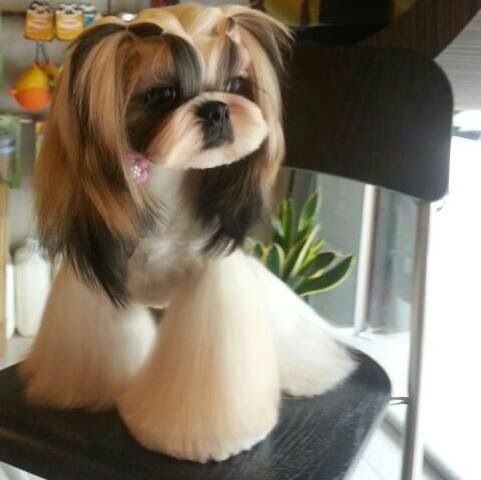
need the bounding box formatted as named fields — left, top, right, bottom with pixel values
left=362, top=0, right=481, bottom=58
left=284, top=45, right=453, bottom=201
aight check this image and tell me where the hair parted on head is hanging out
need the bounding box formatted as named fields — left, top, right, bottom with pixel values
left=35, top=4, right=292, bottom=306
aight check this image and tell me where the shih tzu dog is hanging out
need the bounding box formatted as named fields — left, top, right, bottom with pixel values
left=22, top=3, right=355, bottom=463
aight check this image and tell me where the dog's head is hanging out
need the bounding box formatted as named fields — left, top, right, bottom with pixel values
left=35, top=4, right=291, bottom=305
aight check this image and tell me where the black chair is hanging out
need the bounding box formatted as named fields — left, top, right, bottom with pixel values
left=284, top=43, right=452, bottom=480
left=1, top=0, right=472, bottom=477
left=0, top=349, right=389, bottom=480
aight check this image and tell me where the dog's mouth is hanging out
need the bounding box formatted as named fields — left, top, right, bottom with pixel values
left=203, top=126, right=234, bottom=150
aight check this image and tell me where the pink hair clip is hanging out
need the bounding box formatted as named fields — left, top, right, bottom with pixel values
left=127, top=152, right=150, bottom=185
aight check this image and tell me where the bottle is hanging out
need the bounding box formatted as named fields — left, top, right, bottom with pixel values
left=0, top=133, right=15, bottom=184
left=14, top=238, right=50, bottom=337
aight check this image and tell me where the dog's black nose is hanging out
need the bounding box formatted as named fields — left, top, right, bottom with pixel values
left=198, top=101, right=233, bottom=149
left=198, top=101, right=230, bottom=125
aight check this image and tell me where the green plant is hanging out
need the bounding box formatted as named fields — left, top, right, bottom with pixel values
left=246, top=192, right=354, bottom=297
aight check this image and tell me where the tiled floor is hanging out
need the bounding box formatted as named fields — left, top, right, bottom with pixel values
left=349, top=419, right=442, bottom=480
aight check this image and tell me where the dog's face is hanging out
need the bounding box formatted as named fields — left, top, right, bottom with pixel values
left=125, top=20, right=267, bottom=170
left=35, top=4, right=291, bottom=305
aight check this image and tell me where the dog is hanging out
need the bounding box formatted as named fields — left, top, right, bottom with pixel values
left=22, top=3, right=356, bottom=463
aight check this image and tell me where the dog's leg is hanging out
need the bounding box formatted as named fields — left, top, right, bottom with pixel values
left=21, top=265, right=156, bottom=411
left=247, top=257, right=357, bottom=397
left=118, top=249, right=279, bottom=462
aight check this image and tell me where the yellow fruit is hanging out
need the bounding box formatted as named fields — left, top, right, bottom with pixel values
left=13, top=63, right=48, bottom=91
left=11, top=63, right=51, bottom=111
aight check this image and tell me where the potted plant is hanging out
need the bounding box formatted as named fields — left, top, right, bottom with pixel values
left=246, top=192, right=354, bottom=297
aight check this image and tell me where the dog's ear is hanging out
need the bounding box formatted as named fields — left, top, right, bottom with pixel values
left=194, top=9, right=292, bottom=252
left=230, top=9, right=292, bottom=197
left=35, top=23, right=154, bottom=306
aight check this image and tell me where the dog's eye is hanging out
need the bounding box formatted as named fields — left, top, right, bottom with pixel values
left=144, top=86, right=177, bottom=109
left=226, top=77, right=251, bottom=96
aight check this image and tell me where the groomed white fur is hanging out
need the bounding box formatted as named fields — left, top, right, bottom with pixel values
left=248, top=257, right=357, bottom=397
left=118, top=250, right=280, bottom=462
left=118, top=250, right=355, bottom=462
left=21, top=265, right=156, bottom=411
left=23, top=247, right=355, bottom=461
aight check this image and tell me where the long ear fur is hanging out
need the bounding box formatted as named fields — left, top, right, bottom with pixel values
left=35, top=23, right=154, bottom=306
left=194, top=9, right=292, bottom=252
left=231, top=8, right=292, bottom=195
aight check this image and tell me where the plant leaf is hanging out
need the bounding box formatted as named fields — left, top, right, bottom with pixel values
left=244, top=238, right=266, bottom=259
left=253, top=241, right=266, bottom=260
left=282, top=198, right=294, bottom=250
left=265, top=243, right=285, bottom=278
left=289, top=226, right=320, bottom=279
left=298, top=251, right=337, bottom=277
left=296, top=255, right=354, bottom=296
left=282, top=237, right=307, bottom=279
left=298, top=192, right=319, bottom=235
left=310, top=239, right=325, bottom=255
left=277, top=200, right=286, bottom=227
left=303, top=239, right=326, bottom=265
left=273, top=200, right=290, bottom=249
left=295, top=222, right=323, bottom=245
left=271, top=217, right=284, bottom=246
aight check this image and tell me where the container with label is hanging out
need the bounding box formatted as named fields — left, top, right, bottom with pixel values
left=14, top=238, right=50, bottom=337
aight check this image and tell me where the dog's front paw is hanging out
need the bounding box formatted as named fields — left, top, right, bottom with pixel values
left=118, top=404, right=277, bottom=463
left=118, top=390, right=278, bottom=462
left=21, top=266, right=157, bottom=411
left=118, top=250, right=281, bottom=462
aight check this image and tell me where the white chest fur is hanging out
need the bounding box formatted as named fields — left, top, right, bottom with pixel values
left=127, top=165, right=204, bottom=307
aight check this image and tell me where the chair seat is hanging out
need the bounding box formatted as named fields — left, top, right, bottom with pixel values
left=0, top=350, right=390, bottom=480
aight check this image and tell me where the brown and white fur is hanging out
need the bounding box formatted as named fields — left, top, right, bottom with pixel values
left=22, top=4, right=356, bottom=463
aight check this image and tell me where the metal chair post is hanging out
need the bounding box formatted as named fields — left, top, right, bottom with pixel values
left=353, top=184, right=380, bottom=335
left=401, top=200, right=432, bottom=480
